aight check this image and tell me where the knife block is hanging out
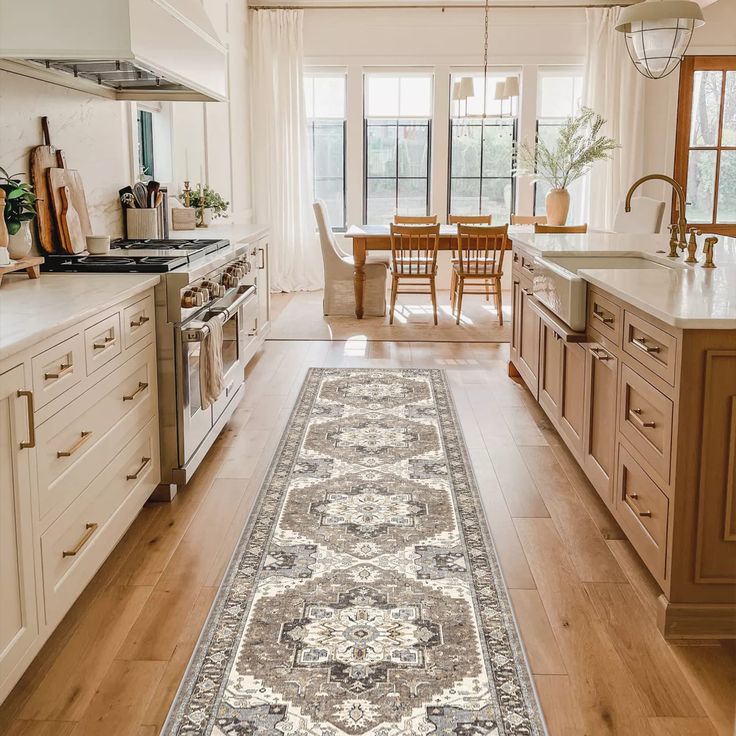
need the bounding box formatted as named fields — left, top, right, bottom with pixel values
left=126, top=208, right=161, bottom=239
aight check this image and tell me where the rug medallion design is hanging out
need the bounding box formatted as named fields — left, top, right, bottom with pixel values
left=164, top=369, right=546, bottom=735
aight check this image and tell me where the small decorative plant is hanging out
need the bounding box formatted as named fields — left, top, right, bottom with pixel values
left=181, top=184, right=229, bottom=219
left=515, top=107, right=619, bottom=190
left=0, top=166, right=37, bottom=235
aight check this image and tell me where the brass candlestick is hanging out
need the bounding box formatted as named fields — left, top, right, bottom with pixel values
left=183, top=180, right=191, bottom=208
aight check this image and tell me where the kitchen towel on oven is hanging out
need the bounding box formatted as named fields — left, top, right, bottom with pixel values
left=199, top=312, right=226, bottom=409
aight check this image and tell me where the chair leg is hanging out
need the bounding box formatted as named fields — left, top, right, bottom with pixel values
left=430, top=277, right=438, bottom=325
left=450, top=270, right=457, bottom=311
left=455, top=279, right=464, bottom=325
left=494, top=279, right=503, bottom=326
left=389, top=275, right=398, bottom=325
left=485, top=279, right=490, bottom=301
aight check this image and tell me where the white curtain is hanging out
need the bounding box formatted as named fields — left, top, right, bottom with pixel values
left=250, top=9, right=323, bottom=292
left=583, top=7, right=646, bottom=231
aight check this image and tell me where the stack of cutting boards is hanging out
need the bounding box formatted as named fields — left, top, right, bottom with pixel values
left=30, top=117, right=92, bottom=254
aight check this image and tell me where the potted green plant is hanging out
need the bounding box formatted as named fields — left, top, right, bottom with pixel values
left=1, top=167, right=37, bottom=259
left=182, top=184, right=229, bottom=227
left=515, top=108, right=618, bottom=225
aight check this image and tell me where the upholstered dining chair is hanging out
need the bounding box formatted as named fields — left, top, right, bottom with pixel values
left=452, top=224, right=507, bottom=326
left=511, top=215, right=547, bottom=225
left=389, top=223, right=441, bottom=325
left=394, top=214, right=438, bottom=224
left=313, top=201, right=388, bottom=317
left=612, top=196, right=666, bottom=234
left=534, top=223, right=588, bottom=233
left=447, top=214, right=492, bottom=309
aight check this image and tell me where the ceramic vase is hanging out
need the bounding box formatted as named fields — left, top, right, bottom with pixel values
left=8, top=220, right=33, bottom=260
left=545, top=188, right=570, bottom=226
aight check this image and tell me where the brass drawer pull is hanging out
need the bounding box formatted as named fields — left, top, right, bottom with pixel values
left=123, top=381, right=149, bottom=402
left=592, top=308, right=613, bottom=325
left=16, top=390, right=35, bottom=449
left=629, top=408, right=656, bottom=429
left=62, top=522, right=98, bottom=557
left=258, top=247, right=266, bottom=270
left=626, top=493, right=652, bottom=518
left=631, top=336, right=660, bottom=354
left=57, top=431, right=93, bottom=458
left=44, top=362, right=73, bottom=380
left=126, top=456, right=151, bottom=481
left=93, top=335, right=116, bottom=350
left=130, top=315, right=150, bottom=328
left=590, top=346, right=611, bottom=361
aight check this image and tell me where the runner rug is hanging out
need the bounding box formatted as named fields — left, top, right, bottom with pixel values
left=164, top=368, right=546, bottom=736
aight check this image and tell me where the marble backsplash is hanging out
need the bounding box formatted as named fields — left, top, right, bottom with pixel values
left=0, top=70, right=133, bottom=241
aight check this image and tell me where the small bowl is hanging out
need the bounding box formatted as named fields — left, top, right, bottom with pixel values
left=86, top=235, right=111, bottom=255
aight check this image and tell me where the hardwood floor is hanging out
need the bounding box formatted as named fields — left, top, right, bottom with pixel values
left=1, top=339, right=734, bottom=736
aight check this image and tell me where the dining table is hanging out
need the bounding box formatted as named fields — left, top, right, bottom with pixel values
left=344, top=224, right=522, bottom=319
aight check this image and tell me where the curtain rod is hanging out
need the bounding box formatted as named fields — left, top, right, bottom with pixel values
left=250, top=3, right=620, bottom=8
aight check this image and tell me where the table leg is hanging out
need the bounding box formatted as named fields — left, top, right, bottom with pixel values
left=353, top=238, right=366, bottom=319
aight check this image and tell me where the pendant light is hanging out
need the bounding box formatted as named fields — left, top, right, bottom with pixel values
left=615, top=0, right=704, bottom=80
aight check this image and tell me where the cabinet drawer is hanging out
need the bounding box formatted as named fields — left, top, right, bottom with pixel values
left=618, top=364, right=674, bottom=484
left=615, top=445, right=669, bottom=580
left=35, top=347, right=156, bottom=524
left=31, top=333, right=85, bottom=409
left=587, top=290, right=622, bottom=347
left=623, top=312, right=677, bottom=385
left=41, top=417, right=158, bottom=626
left=84, top=313, right=121, bottom=375
left=123, top=295, right=154, bottom=349
left=520, top=254, right=536, bottom=279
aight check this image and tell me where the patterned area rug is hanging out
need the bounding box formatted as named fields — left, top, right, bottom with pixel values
left=164, top=369, right=546, bottom=735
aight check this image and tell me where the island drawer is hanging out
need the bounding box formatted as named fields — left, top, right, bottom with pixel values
left=618, top=364, right=673, bottom=485
left=623, top=311, right=678, bottom=385
left=35, top=345, right=156, bottom=525
left=31, top=333, right=85, bottom=409
left=587, top=290, right=622, bottom=347
left=40, top=416, right=158, bottom=626
left=84, top=313, right=122, bottom=376
left=615, top=444, right=669, bottom=580
left=123, top=295, right=154, bottom=349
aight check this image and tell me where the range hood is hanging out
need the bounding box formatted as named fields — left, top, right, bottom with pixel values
left=0, top=0, right=228, bottom=102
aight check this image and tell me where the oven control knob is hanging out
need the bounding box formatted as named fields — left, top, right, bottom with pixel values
left=222, top=272, right=238, bottom=289
left=181, top=290, right=204, bottom=308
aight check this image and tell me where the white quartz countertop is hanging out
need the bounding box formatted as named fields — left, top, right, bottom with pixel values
left=511, top=232, right=736, bottom=329
left=0, top=273, right=160, bottom=357
left=169, top=221, right=269, bottom=243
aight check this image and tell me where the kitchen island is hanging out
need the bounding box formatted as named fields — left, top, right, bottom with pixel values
left=508, top=232, right=736, bottom=639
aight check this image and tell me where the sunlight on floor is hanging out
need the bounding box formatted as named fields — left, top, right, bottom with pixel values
left=343, top=335, right=368, bottom=356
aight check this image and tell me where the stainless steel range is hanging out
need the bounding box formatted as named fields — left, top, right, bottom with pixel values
left=44, top=237, right=264, bottom=498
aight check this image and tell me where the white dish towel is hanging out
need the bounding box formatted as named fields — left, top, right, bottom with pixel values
left=199, top=312, right=226, bottom=410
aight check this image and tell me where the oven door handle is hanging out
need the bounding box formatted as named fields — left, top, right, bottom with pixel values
left=181, top=285, right=256, bottom=343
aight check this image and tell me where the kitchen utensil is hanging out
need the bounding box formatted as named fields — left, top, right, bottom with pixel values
left=86, top=235, right=111, bottom=254
left=154, top=192, right=163, bottom=208
left=147, top=180, right=160, bottom=208
left=121, top=193, right=136, bottom=208
left=126, top=208, right=160, bottom=239
left=59, top=186, right=86, bottom=253
left=133, top=182, right=149, bottom=209
left=47, top=168, right=92, bottom=247
left=29, top=117, right=66, bottom=253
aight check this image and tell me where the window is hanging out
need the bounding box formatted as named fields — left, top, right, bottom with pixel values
left=364, top=73, right=433, bottom=224
left=534, top=67, right=585, bottom=223
left=137, top=110, right=154, bottom=179
left=674, top=56, right=736, bottom=235
left=448, top=71, right=518, bottom=223
left=305, top=72, right=347, bottom=230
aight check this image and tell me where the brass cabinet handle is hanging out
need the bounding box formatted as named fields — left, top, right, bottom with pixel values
left=93, top=335, right=116, bottom=350
left=126, top=456, right=151, bottom=481
left=626, top=493, right=652, bottom=518
left=130, top=315, right=150, bottom=328
left=122, top=381, right=149, bottom=402
left=44, top=362, right=73, bottom=380
left=258, top=247, right=265, bottom=270
left=57, top=431, right=93, bottom=458
left=16, top=390, right=35, bottom=449
left=592, top=308, right=613, bottom=325
left=629, top=407, right=656, bottom=429
left=62, top=522, right=98, bottom=557
left=590, top=346, right=611, bottom=361
left=631, top=336, right=660, bottom=354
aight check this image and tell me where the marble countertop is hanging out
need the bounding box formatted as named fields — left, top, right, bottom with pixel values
left=169, top=220, right=269, bottom=243
left=0, top=273, right=160, bottom=356
left=511, top=232, right=736, bottom=329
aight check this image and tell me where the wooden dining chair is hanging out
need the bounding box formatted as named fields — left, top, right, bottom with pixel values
left=511, top=214, right=547, bottom=225
left=389, top=223, right=441, bottom=325
left=447, top=214, right=492, bottom=307
left=534, top=223, right=588, bottom=233
left=452, top=224, right=507, bottom=326
left=394, top=214, right=438, bottom=224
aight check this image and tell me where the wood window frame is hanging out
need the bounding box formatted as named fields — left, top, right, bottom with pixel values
left=673, top=55, right=736, bottom=236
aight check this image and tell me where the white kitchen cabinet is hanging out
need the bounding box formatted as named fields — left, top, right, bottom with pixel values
left=0, top=365, right=38, bottom=693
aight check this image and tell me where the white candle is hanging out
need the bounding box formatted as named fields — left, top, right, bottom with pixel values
left=185, top=149, right=190, bottom=180
left=200, top=164, right=204, bottom=186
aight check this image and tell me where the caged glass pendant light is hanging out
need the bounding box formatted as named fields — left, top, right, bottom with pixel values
left=614, top=0, right=705, bottom=80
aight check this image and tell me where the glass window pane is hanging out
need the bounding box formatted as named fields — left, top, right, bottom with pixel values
left=313, top=76, right=345, bottom=118
left=397, top=122, right=429, bottom=178
left=482, top=121, right=514, bottom=178
left=450, top=178, right=482, bottom=216
left=481, top=178, right=513, bottom=224
left=723, top=71, right=736, bottom=146
left=686, top=149, right=717, bottom=223
left=366, top=178, right=397, bottom=225
left=451, top=122, right=482, bottom=177
left=690, top=71, right=723, bottom=147
left=399, top=76, right=432, bottom=117
left=366, top=121, right=397, bottom=177
left=315, top=178, right=344, bottom=229
left=397, top=179, right=428, bottom=215
left=366, top=76, right=400, bottom=117
left=717, top=150, right=736, bottom=223
left=312, top=122, right=344, bottom=178
left=538, top=71, right=583, bottom=118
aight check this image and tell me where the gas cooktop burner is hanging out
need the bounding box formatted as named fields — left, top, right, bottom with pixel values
left=78, top=256, right=136, bottom=265
left=112, top=238, right=226, bottom=253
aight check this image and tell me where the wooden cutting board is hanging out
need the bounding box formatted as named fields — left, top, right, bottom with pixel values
left=59, top=186, right=86, bottom=254
left=47, top=168, right=92, bottom=251
left=29, top=117, right=66, bottom=253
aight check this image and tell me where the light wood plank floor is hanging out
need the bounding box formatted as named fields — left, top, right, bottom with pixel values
left=1, top=340, right=734, bottom=736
